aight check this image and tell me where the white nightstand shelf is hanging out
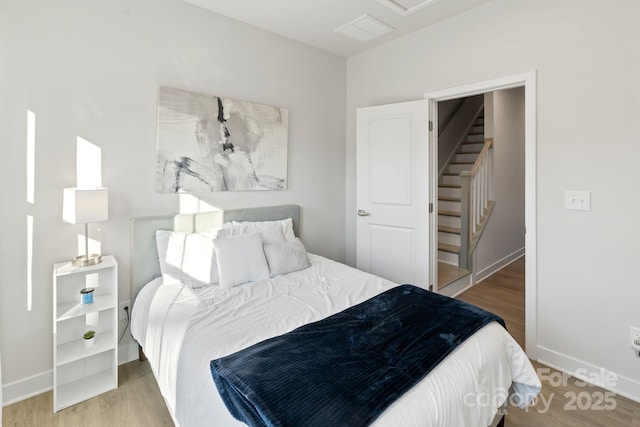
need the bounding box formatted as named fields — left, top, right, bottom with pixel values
left=56, top=298, right=115, bottom=322
left=57, top=332, right=117, bottom=366
left=55, top=368, right=115, bottom=411
left=53, top=255, right=118, bottom=412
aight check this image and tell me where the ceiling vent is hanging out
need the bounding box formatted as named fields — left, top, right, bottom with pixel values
left=377, top=0, right=444, bottom=16
left=334, top=14, right=394, bottom=43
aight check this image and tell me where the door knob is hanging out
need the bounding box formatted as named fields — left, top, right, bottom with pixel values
left=357, top=209, right=370, bottom=216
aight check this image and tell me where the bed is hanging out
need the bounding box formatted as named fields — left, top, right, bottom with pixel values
left=130, top=205, right=540, bottom=427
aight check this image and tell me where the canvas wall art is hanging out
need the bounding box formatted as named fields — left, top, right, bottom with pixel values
left=156, top=87, right=288, bottom=193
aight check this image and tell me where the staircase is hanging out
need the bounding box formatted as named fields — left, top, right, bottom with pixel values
left=437, top=111, right=488, bottom=269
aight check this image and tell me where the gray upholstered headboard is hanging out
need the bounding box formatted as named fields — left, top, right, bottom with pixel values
left=130, top=205, right=300, bottom=304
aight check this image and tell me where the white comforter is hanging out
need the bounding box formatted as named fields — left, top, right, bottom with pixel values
left=131, top=254, right=540, bottom=427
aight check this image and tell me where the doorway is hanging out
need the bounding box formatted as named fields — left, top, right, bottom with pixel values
left=425, top=71, right=537, bottom=359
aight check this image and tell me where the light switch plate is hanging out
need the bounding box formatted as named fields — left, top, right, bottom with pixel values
left=565, top=190, right=591, bottom=211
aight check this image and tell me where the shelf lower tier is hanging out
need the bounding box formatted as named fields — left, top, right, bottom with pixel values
left=56, top=333, right=116, bottom=366
left=54, top=368, right=117, bottom=412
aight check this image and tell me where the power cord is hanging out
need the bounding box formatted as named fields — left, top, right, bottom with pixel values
left=119, top=306, right=130, bottom=344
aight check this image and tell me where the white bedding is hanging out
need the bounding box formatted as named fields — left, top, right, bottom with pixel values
left=132, top=254, right=540, bottom=427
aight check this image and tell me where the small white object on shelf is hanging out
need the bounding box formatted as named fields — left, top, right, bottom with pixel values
left=53, top=255, right=118, bottom=412
left=83, top=330, right=96, bottom=348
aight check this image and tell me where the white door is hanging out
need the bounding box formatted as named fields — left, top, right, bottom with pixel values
left=356, top=100, right=431, bottom=288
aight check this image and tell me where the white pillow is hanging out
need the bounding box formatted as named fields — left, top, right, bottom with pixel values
left=263, top=238, right=311, bottom=277
left=155, top=230, right=219, bottom=288
left=213, top=234, right=270, bottom=289
left=232, top=218, right=296, bottom=241
left=217, top=220, right=287, bottom=244
left=155, top=230, right=186, bottom=284
left=182, top=233, right=219, bottom=288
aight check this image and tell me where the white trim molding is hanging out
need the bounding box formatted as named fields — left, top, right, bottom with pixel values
left=119, top=342, right=139, bottom=366
left=425, top=70, right=538, bottom=359
left=473, top=248, right=525, bottom=284
left=538, top=346, right=640, bottom=404
left=2, top=370, right=52, bottom=407
left=2, top=344, right=139, bottom=407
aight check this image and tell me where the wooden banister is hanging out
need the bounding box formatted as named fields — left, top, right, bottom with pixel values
left=469, top=138, right=493, bottom=175
left=459, top=172, right=471, bottom=269
left=457, top=138, right=495, bottom=270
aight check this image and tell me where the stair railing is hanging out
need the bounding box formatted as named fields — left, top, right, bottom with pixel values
left=459, top=138, right=494, bottom=270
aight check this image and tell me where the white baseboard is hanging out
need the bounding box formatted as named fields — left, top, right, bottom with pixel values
left=119, top=342, right=138, bottom=365
left=2, top=370, right=52, bottom=407
left=537, top=346, right=640, bottom=404
left=439, top=274, right=473, bottom=298
left=439, top=248, right=524, bottom=298
left=474, top=247, right=525, bottom=284
left=3, top=342, right=140, bottom=407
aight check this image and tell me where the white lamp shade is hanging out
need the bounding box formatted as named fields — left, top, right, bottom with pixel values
left=63, top=188, right=109, bottom=224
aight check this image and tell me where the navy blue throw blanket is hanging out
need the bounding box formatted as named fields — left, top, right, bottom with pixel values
left=210, top=285, right=505, bottom=427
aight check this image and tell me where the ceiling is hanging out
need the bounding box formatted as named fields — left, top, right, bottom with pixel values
left=181, top=0, right=495, bottom=57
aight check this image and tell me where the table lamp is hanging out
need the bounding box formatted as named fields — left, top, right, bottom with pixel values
left=63, top=187, right=109, bottom=267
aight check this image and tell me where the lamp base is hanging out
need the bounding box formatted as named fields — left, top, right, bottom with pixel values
left=71, top=254, right=102, bottom=267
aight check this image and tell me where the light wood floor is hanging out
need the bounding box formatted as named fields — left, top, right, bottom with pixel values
left=5, top=257, right=640, bottom=426
left=458, top=257, right=640, bottom=427
left=438, top=261, right=471, bottom=289
left=3, top=361, right=173, bottom=426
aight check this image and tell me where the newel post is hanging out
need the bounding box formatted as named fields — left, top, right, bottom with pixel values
left=459, top=171, right=472, bottom=270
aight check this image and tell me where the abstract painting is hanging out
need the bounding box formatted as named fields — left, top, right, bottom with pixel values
left=156, top=87, right=288, bottom=192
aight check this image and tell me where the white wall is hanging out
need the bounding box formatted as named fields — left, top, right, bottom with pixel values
left=437, top=95, right=483, bottom=173
left=0, top=2, right=5, bottom=417
left=483, top=92, right=494, bottom=138
left=0, top=343, right=2, bottom=424
left=347, top=0, right=640, bottom=399
left=473, top=88, right=525, bottom=281
left=437, top=99, right=459, bottom=128
left=0, top=0, right=346, bottom=402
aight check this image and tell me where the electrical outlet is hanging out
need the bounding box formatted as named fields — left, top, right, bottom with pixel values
left=565, top=190, right=591, bottom=211
left=629, top=326, right=640, bottom=350
left=119, top=300, right=130, bottom=321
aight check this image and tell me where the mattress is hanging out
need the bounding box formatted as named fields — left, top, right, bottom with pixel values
left=131, top=254, right=540, bottom=427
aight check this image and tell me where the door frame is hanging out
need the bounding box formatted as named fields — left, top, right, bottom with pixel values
left=424, top=71, right=537, bottom=359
